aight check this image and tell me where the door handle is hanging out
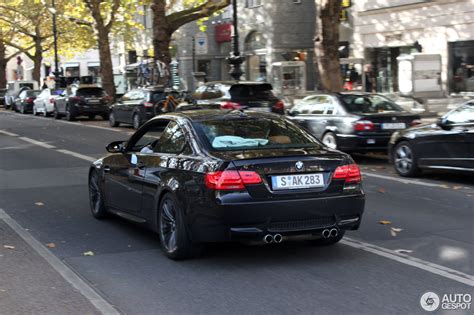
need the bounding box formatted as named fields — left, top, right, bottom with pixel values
left=103, top=166, right=111, bottom=173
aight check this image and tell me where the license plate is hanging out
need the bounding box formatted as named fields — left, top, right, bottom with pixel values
left=87, top=99, right=100, bottom=104
left=272, top=173, right=324, bottom=190
left=382, top=122, right=406, bottom=129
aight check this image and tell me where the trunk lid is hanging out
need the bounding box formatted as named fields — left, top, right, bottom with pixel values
left=355, top=112, right=420, bottom=133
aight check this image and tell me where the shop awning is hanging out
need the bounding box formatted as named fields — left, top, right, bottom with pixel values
left=87, top=61, right=100, bottom=67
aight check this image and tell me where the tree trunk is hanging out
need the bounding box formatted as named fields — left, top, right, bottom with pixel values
left=97, top=26, right=116, bottom=97
left=32, top=38, right=42, bottom=83
left=152, top=0, right=172, bottom=85
left=0, top=40, right=7, bottom=88
left=315, top=0, right=343, bottom=92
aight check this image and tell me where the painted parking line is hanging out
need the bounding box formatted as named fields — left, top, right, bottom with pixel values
left=0, top=208, right=119, bottom=314
left=1, top=128, right=472, bottom=287
left=0, top=130, right=19, bottom=137
left=342, top=237, right=473, bottom=287
left=18, top=137, right=56, bottom=149
left=362, top=172, right=451, bottom=189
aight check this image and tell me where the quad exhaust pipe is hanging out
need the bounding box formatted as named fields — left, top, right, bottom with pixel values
left=322, top=228, right=339, bottom=239
left=263, top=234, right=283, bottom=244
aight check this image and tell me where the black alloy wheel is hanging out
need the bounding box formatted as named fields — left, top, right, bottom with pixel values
left=393, top=141, right=420, bottom=177
left=133, top=113, right=141, bottom=130
left=88, top=114, right=96, bottom=120
left=53, top=106, right=62, bottom=119
left=66, top=104, right=75, bottom=121
left=158, top=193, right=199, bottom=260
left=109, top=111, right=119, bottom=127
left=89, top=170, right=108, bottom=219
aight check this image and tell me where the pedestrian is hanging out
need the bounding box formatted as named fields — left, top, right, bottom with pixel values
left=42, top=78, right=48, bottom=89
left=364, top=64, right=375, bottom=92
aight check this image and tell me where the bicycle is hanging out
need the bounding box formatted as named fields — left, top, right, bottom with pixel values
left=154, top=92, right=181, bottom=115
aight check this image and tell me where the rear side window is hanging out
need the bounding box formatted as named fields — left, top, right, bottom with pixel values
left=339, top=95, right=402, bottom=114
left=153, top=122, right=188, bottom=154
left=193, top=117, right=322, bottom=151
left=229, top=84, right=275, bottom=100
left=76, top=88, right=106, bottom=97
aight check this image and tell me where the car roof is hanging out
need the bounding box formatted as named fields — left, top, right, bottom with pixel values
left=150, top=109, right=280, bottom=123
left=204, top=81, right=272, bottom=86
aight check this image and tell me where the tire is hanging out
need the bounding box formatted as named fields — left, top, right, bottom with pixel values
left=101, top=113, right=109, bottom=121
left=132, top=113, right=141, bottom=130
left=53, top=107, right=62, bottom=119
left=66, top=105, right=76, bottom=121
left=308, top=230, right=345, bottom=246
left=88, top=114, right=95, bottom=120
left=158, top=193, right=200, bottom=260
left=88, top=170, right=108, bottom=219
left=393, top=141, right=420, bottom=177
left=322, top=132, right=338, bottom=150
left=109, top=111, right=119, bottom=127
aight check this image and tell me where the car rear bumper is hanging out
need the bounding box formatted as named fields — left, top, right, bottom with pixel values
left=337, top=134, right=392, bottom=152
left=188, top=193, right=365, bottom=242
left=74, top=104, right=108, bottom=115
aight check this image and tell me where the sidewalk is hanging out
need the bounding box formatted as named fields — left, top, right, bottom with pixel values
left=0, top=219, right=101, bottom=314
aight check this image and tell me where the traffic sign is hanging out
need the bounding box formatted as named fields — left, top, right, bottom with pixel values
left=195, top=32, right=208, bottom=55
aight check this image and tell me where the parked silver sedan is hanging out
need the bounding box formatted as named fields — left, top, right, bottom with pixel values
left=33, top=88, right=65, bottom=117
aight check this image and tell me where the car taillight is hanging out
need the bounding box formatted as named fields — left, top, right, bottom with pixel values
left=354, top=120, right=374, bottom=131
left=71, top=96, right=82, bottom=102
left=49, top=98, right=55, bottom=104
left=332, top=164, right=361, bottom=183
left=144, top=102, right=154, bottom=108
left=220, top=101, right=241, bottom=110
left=205, top=170, right=262, bottom=190
left=26, top=97, right=34, bottom=103
left=272, top=100, right=285, bottom=112
left=411, top=119, right=422, bottom=127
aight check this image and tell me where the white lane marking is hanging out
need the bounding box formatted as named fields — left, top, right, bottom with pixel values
left=18, top=137, right=56, bottom=149
left=342, top=237, right=474, bottom=287
left=0, top=130, right=19, bottom=137
left=1, top=109, right=128, bottom=133
left=362, top=172, right=450, bottom=189
left=56, top=149, right=97, bottom=162
left=0, top=208, right=119, bottom=314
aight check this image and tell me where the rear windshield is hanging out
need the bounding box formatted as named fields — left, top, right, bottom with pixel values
left=339, top=95, right=403, bottom=114
left=76, top=88, right=106, bottom=97
left=193, top=117, right=322, bottom=151
left=149, top=91, right=166, bottom=103
left=27, top=90, right=41, bottom=97
left=229, top=84, right=276, bottom=100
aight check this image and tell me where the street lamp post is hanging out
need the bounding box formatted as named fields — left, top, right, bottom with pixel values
left=228, top=0, right=243, bottom=81
left=51, top=0, right=60, bottom=89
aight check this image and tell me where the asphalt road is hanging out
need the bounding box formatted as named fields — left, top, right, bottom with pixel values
left=0, top=110, right=473, bottom=315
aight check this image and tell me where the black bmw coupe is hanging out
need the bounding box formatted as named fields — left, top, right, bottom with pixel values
left=88, top=110, right=365, bottom=259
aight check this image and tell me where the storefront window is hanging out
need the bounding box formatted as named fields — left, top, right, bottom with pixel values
left=65, top=66, right=80, bottom=77
left=449, top=40, right=474, bottom=93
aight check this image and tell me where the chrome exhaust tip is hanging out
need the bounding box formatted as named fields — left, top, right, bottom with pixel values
left=263, top=234, right=274, bottom=243
left=273, top=234, right=283, bottom=243
left=322, top=229, right=330, bottom=238
left=330, top=228, right=339, bottom=237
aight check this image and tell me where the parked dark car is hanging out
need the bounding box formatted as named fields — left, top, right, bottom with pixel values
left=389, top=100, right=474, bottom=177
left=88, top=110, right=365, bottom=259
left=13, top=89, right=41, bottom=114
left=54, top=85, right=110, bottom=121
left=0, top=89, right=6, bottom=107
left=176, top=81, right=285, bottom=114
left=289, top=92, right=421, bottom=152
left=108, top=86, right=171, bottom=129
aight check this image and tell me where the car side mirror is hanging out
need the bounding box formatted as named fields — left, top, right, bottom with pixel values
left=106, top=141, right=126, bottom=153
left=436, top=117, right=452, bottom=130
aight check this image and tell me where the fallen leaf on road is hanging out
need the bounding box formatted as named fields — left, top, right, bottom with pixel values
left=395, top=249, right=413, bottom=254
left=377, top=187, right=386, bottom=194
left=83, top=251, right=95, bottom=256
left=3, top=245, right=15, bottom=249
left=390, top=227, right=403, bottom=237
left=35, top=202, right=44, bottom=206
left=452, top=186, right=463, bottom=190
left=0, top=289, right=6, bottom=293
left=46, top=243, right=56, bottom=248
left=440, top=185, right=450, bottom=189
left=379, top=220, right=392, bottom=225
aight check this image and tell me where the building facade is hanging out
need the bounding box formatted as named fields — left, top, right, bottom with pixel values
left=351, top=0, right=474, bottom=94
left=176, top=0, right=316, bottom=92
